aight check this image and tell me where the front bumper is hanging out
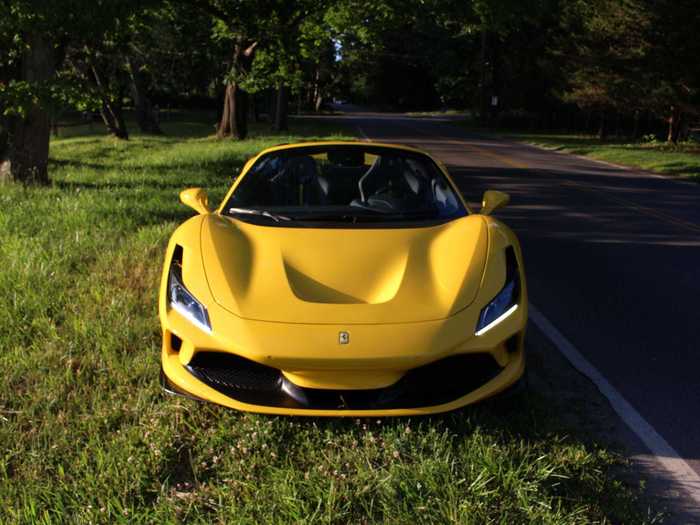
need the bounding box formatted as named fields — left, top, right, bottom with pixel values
left=160, top=303, right=526, bottom=416
left=162, top=345, right=524, bottom=411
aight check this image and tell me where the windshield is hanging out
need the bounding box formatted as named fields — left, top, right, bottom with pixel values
left=222, top=145, right=467, bottom=227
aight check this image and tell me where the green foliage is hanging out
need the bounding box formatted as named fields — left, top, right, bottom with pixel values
left=204, top=0, right=330, bottom=95
left=125, top=3, right=226, bottom=102
left=559, top=0, right=650, bottom=111
left=556, top=0, right=700, bottom=119
left=0, top=80, right=97, bottom=118
left=325, top=0, right=563, bottom=110
left=2, top=0, right=699, bottom=173
left=0, top=1, right=148, bottom=115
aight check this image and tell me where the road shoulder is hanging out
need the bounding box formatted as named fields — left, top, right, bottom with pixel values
left=527, top=320, right=700, bottom=523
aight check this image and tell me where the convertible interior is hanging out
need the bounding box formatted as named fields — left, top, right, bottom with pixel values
left=225, top=145, right=463, bottom=223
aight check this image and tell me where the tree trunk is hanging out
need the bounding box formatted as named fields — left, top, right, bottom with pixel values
left=568, top=110, right=575, bottom=133
left=250, top=94, right=259, bottom=123
left=217, top=83, right=233, bottom=138
left=597, top=110, right=608, bottom=141
left=90, top=65, right=129, bottom=139
left=217, top=83, right=234, bottom=138
left=51, top=116, right=60, bottom=137
left=584, top=109, right=592, bottom=133
left=0, top=118, right=8, bottom=159
left=273, top=84, right=289, bottom=132
left=631, top=110, right=640, bottom=140
left=1, top=32, right=53, bottom=184
left=312, top=65, right=323, bottom=113
left=477, top=27, right=489, bottom=123
left=269, top=89, right=277, bottom=124
left=127, top=59, right=162, bottom=135
left=678, top=115, right=689, bottom=142
left=216, top=41, right=256, bottom=141
left=98, top=99, right=129, bottom=139
left=667, top=104, right=681, bottom=143
left=217, top=82, right=248, bottom=140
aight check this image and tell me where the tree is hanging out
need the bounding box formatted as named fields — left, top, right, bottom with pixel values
left=62, top=3, right=168, bottom=139
left=557, top=0, right=651, bottom=139
left=327, top=0, right=551, bottom=114
left=247, top=2, right=327, bottom=131
left=188, top=0, right=268, bottom=140
left=643, top=0, right=700, bottom=142
left=0, top=35, right=54, bottom=184
left=0, top=1, right=151, bottom=183
left=557, top=0, right=700, bottom=142
left=133, top=2, right=226, bottom=116
left=1, top=4, right=58, bottom=184
left=123, top=7, right=175, bottom=135
left=327, top=0, right=440, bottom=109
left=217, top=38, right=257, bottom=139
left=190, top=0, right=330, bottom=138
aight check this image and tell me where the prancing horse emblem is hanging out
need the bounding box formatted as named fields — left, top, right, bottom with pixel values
left=339, top=331, right=350, bottom=344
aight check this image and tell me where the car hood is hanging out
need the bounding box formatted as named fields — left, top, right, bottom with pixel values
left=200, top=215, right=488, bottom=324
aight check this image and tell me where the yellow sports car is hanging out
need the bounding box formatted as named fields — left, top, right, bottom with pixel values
left=159, top=141, right=526, bottom=416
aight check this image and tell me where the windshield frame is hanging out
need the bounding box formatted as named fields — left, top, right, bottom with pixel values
left=217, top=143, right=470, bottom=228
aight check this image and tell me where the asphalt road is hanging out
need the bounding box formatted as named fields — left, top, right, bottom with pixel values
left=324, top=111, right=700, bottom=478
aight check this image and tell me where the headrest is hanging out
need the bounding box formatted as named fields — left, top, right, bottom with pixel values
left=327, top=149, right=365, bottom=167
left=285, top=155, right=317, bottom=181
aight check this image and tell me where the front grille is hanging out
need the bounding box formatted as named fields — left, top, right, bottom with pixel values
left=188, top=352, right=280, bottom=392
left=185, top=351, right=502, bottom=410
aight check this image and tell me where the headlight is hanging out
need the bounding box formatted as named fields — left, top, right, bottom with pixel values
left=475, top=247, right=520, bottom=336
left=168, top=247, right=211, bottom=333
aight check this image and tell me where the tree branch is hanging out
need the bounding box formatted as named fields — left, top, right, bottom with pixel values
left=243, top=41, right=258, bottom=57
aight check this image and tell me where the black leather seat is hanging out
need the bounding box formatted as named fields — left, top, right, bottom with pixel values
left=318, top=165, right=364, bottom=204
left=279, top=156, right=328, bottom=205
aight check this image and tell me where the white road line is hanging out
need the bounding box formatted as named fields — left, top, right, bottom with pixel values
left=529, top=303, right=700, bottom=504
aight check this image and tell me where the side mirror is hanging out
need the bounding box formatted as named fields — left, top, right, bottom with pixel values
left=480, top=190, right=509, bottom=215
left=180, top=187, right=210, bottom=215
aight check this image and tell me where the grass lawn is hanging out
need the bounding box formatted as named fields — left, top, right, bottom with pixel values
left=1, top=114, right=659, bottom=523
left=491, top=132, right=700, bottom=183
